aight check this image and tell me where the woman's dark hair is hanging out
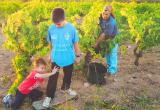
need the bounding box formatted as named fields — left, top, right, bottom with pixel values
left=52, top=8, right=65, bottom=23
left=34, top=58, right=46, bottom=67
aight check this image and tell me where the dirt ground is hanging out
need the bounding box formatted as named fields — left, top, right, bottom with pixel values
left=0, top=28, right=14, bottom=96
left=0, top=28, right=160, bottom=110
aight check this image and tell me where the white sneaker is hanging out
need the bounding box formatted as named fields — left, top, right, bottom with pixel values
left=68, top=89, right=77, bottom=96
left=42, top=97, right=51, bottom=108
left=61, top=89, right=77, bottom=96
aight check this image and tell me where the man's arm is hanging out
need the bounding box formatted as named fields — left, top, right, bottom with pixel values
left=47, top=28, right=52, bottom=62
left=47, top=43, right=52, bottom=62
left=74, top=42, right=81, bottom=64
left=74, top=42, right=80, bottom=56
left=48, top=43, right=52, bottom=49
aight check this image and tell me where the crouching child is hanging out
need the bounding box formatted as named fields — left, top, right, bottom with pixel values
left=11, top=58, right=58, bottom=110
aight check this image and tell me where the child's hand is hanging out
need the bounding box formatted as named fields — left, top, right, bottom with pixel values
left=51, top=66, right=59, bottom=74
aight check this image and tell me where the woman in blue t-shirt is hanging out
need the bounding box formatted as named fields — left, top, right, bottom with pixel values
left=94, top=5, right=118, bottom=75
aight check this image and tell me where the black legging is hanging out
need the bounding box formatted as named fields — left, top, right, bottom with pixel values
left=46, top=63, right=73, bottom=98
left=11, top=89, right=43, bottom=110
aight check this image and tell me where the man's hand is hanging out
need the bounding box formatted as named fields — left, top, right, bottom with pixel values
left=74, top=42, right=81, bottom=65
left=75, top=53, right=83, bottom=65
left=75, top=57, right=81, bottom=65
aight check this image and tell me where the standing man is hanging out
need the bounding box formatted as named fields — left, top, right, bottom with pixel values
left=43, top=8, right=81, bottom=108
left=95, top=5, right=118, bottom=75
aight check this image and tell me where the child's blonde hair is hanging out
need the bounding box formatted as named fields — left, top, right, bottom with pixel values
left=33, top=58, right=46, bottom=67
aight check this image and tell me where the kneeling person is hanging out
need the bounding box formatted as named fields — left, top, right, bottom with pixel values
left=11, top=58, right=58, bottom=110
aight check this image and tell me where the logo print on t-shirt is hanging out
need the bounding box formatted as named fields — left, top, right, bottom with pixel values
left=65, top=33, right=70, bottom=41
left=51, top=34, right=57, bottom=40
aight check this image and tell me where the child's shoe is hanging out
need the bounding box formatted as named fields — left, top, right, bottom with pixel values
left=2, top=94, right=13, bottom=107
left=42, top=97, right=51, bottom=108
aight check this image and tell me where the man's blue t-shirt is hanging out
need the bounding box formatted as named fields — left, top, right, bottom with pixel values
left=47, top=23, right=79, bottom=67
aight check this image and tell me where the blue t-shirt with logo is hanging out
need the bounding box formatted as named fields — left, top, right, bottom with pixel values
left=47, top=23, right=79, bottom=67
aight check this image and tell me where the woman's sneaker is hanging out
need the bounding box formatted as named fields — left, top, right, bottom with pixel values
left=61, top=89, right=77, bottom=96
left=43, top=97, right=51, bottom=108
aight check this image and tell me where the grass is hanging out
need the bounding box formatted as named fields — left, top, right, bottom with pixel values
left=129, top=95, right=153, bottom=109
left=50, top=93, right=160, bottom=110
